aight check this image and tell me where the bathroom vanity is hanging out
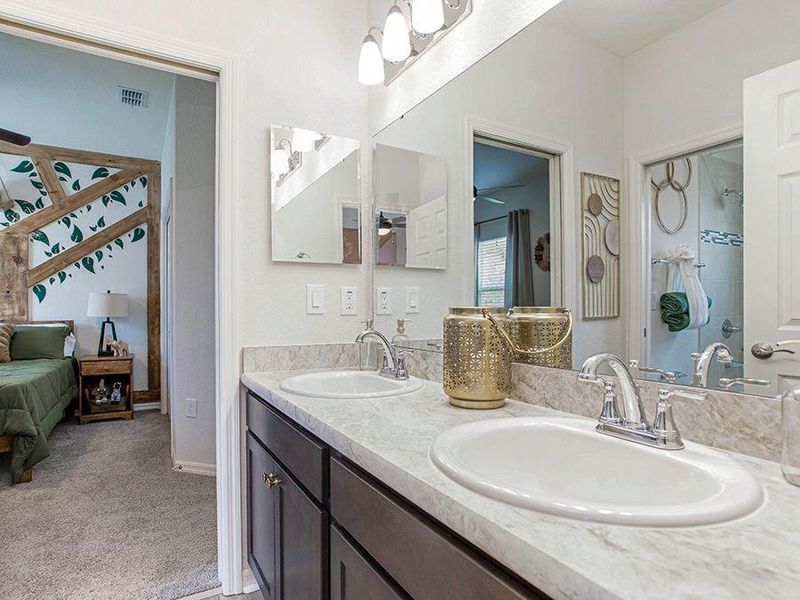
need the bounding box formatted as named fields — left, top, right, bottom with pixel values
left=242, top=370, right=800, bottom=600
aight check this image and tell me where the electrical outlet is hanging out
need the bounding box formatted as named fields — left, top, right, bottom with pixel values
left=185, top=398, right=197, bottom=419
left=405, top=287, right=420, bottom=313
left=306, top=284, right=325, bottom=314
left=340, top=286, right=358, bottom=315
left=376, top=287, right=392, bottom=315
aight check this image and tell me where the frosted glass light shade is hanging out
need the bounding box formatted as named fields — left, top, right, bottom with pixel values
left=412, top=0, right=444, bottom=34
left=358, top=34, right=385, bottom=85
left=87, top=292, right=128, bottom=318
left=382, top=5, right=412, bottom=62
left=293, top=128, right=323, bottom=153
left=272, top=148, right=290, bottom=175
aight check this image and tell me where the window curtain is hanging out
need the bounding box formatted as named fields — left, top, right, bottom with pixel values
left=505, top=209, right=535, bottom=307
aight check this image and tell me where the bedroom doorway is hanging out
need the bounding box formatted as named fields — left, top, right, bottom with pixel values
left=0, top=27, right=223, bottom=600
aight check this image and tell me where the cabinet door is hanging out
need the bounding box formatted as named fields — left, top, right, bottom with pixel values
left=248, top=434, right=279, bottom=600
left=331, top=525, right=407, bottom=600
left=274, top=460, right=328, bottom=600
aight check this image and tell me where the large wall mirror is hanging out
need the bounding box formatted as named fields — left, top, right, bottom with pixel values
left=367, top=0, right=800, bottom=399
left=271, top=125, right=361, bottom=264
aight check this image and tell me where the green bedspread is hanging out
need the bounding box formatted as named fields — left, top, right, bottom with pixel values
left=0, top=358, right=77, bottom=482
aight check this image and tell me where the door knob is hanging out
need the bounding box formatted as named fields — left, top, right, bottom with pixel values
left=262, top=472, right=282, bottom=488
left=752, top=341, right=799, bottom=359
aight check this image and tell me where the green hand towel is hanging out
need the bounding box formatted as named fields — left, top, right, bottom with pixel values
left=659, top=292, right=713, bottom=333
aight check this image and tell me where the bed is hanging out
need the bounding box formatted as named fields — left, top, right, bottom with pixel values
left=0, top=320, right=78, bottom=484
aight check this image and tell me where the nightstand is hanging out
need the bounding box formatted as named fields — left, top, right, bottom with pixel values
left=78, top=355, right=135, bottom=424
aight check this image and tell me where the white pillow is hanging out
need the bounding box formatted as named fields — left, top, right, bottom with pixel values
left=19, top=323, right=76, bottom=357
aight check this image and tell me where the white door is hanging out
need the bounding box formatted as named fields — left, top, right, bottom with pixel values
left=743, top=59, right=800, bottom=395
left=406, top=196, right=447, bottom=269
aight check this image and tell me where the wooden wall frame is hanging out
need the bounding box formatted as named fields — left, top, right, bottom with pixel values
left=0, top=140, right=161, bottom=403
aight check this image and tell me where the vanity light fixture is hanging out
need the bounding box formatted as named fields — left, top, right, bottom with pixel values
left=359, top=0, right=472, bottom=86
left=382, top=4, right=412, bottom=63
left=272, top=138, right=302, bottom=179
left=292, top=127, right=323, bottom=153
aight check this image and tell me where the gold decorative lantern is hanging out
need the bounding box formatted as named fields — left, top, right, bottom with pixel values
left=507, top=307, right=573, bottom=369
left=443, top=308, right=511, bottom=409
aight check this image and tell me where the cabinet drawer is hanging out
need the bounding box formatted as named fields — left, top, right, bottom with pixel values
left=331, top=524, right=407, bottom=600
left=330, top=457, right=543, bottom=600
left=80, top=360, right=131, bottom=376
left=247, top=392, right=328, bottom=503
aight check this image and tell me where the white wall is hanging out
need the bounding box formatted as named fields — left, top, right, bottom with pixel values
left=624, top=0, right=800, bottom=157
left=172, top=75, right=216, bottom=468
left=374, top=16, right=625, bottom=364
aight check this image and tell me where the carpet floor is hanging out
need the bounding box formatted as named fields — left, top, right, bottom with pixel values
left=0, top=412, right=218, bottom=600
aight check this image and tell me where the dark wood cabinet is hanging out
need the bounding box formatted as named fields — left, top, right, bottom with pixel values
left=246, top=391, right=547, bottom=600
left=247, top=433, right=327, bottom=600
left=330, top=524, right=407, bottom=600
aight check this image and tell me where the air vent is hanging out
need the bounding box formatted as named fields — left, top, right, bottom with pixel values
left=118, top=86, right=149, bottom=108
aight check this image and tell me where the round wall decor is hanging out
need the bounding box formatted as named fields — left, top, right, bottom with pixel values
left=587, top=193, right=603, bottom=216
left=534, top=232, right=551, bottom=272
left=604, top=220, right=620, bottom=256
left=586, top=255, right=605, bottom=283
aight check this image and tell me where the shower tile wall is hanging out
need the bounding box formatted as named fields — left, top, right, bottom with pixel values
left=698, top=149, right=744, bottom=382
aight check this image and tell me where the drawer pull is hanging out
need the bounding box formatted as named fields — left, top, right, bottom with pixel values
left=262, top=472, right=283, bottom=488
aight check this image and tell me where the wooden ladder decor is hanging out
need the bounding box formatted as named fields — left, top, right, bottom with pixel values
left=0, top=140, right=162, bottom=403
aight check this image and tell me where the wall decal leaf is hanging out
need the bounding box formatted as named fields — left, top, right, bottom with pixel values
left=70, top=226, right=84, bottom=243
left=71, top=179, right=81, bottom=191
left=50, top=243, right=61, bottom=255
left=102, top=195, right=110, bottom=207
left=106, top=244, right=113, bottom=251
left=110, top=190, right=126, bottom=205
left=58, top=271, right=67, bottom=283
left=95, top=250, right=103, bottom=262
left=131, top=227, right=146, bottom=243
left=32, top=284, right=46, bottom=303
left=92, top=167, right=110, bottom=179
left=11, top=160, right=34, bottom=173
left=31, top=230, right=50, bottom=245
left=49, top=277, right=55, bottom=284
left=82, top=256, right=95, bottom=273
left=4, top=209, right=19, bottom=223
left=86, top=204, right=92, bottom=212
left=53, top=162, right=72, bottom=178
left=15, top=199, right=35, bottom=214
left=45, top=251, right=52, bottom=257
left=74, top=262, right=80, bottom=269
left=114, top=238, right=124, bottom=249
left=140, top=176, right=148, bottom=187
left=34, top=198, right=44, bottom=209
left=61, top=216, right=71, bottom=228
left=97, top=216, right=105, bottom=228
left=31, top=180, right=44, bottom=190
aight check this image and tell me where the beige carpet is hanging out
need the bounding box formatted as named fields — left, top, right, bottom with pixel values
left=0, top=412, right=218, bottom=600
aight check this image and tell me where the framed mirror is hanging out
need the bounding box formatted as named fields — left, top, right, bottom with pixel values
left=270, top=124, right=361, bottom=264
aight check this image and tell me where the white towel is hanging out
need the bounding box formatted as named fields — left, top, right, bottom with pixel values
left=664, top=244, right=709, bottom=329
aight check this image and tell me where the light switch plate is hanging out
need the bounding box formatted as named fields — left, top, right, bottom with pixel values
left=306, top=284, right=325, bottom=314
left=405, top=287, right=420, bottom=313
left=185, top=398, right=197, bottom=419
left=376, top=287, right=392, bottom=315
left=340, top=286, right=358, bottom=315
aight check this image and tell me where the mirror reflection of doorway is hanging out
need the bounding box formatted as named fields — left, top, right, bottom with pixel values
left=473, top=138, right=554, bottom=308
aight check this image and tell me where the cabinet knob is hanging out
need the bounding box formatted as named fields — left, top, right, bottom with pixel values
left=262, top=472, right=282, bottom=488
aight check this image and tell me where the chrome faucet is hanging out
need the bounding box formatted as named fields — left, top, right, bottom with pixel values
left=628, top=359, right=686, bottom=384
left=579, top=353, right=705, bottom=450
left=355, top=328, right=408, bottom=380
left=691, top=342, right=734, bottom=387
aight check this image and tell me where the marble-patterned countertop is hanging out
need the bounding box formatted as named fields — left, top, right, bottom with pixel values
left=241, top=371, right=800, bottom=600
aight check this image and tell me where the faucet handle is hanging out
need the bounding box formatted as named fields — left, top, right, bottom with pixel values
left=579, top=374, right=622, bottom=424
left=718, top=377, right=771, bottom=389
left=658, top=389, right=707, bottom=403
left=652, top=389, right=705, bottom=449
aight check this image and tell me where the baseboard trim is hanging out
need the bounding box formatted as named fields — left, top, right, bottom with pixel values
left=133, top=402, right=161, bottom=412
left=242, top=568, right=259, bottom=593
left=173, top=461, right=216, bottom=476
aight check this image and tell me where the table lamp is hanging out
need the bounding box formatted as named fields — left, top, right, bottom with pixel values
left=87, top=290, right=128, bottom=356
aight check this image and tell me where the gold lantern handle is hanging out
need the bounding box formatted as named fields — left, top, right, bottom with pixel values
left=482, top=309, right=573, bottom=357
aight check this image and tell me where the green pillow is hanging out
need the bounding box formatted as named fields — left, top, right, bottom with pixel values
left=10, top=324, right=71, bottom=360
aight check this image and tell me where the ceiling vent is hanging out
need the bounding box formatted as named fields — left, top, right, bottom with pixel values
left=118, top=86, right=149, bottom=108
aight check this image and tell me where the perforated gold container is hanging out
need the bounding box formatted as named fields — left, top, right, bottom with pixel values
left=442, top=307, right=512, bottom=409
left=507, top=307, right=572, bottom=369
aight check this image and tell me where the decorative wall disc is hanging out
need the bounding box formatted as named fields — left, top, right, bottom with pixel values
left=604, top=220, right=620, bottom=256
left=587, top=255, right=605, bottom=283
left=587, top=193, right=603, bottom=216
left=534, top=232, right=550, bottom=272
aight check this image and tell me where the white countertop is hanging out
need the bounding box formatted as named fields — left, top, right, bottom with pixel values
left=241, top=370, right=800, bottom=600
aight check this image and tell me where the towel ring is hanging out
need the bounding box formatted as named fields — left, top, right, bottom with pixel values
left=651, top=159, right=692, bottom=234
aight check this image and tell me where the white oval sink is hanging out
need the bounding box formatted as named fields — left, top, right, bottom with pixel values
left=430, top=417, right=764, bottom=527
left=280, top=371, right=424, bottom=399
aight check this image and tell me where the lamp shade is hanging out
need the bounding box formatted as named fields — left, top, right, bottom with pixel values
left=382, top=5, right=412, bottom=63
left=358, top=34, right=385, bottom=86
left=412, top=0, right=444, bottom=34
left=87, top=292, right=128, bottom=318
